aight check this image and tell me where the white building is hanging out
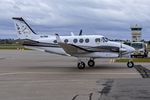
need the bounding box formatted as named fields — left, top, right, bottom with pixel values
left=130, top=25, right=142, bottom=42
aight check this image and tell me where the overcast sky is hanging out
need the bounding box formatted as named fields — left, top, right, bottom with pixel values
left=0, top=0, right=150, bottom=40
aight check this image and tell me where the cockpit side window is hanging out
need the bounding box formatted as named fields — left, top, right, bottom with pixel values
left=95, top=38, right=100, bottom=43
left=102, top=37, right=108, bottom=42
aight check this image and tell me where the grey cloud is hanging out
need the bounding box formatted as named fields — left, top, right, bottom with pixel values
left=0, top=0, right=150, bottom=40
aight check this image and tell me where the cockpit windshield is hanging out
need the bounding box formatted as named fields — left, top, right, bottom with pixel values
left=102, top=37, right=109, bottom=42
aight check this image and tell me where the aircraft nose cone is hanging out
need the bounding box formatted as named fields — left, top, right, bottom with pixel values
left=129, top=46, right=135, bottom=53
left=122, top=44, right=135, bottom=53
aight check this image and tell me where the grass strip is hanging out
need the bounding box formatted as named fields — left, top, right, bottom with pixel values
left=116, top=58, right=150, bottom=62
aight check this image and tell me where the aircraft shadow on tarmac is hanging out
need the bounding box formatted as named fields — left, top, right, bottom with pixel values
left=22, top=64, right=127, bottom=71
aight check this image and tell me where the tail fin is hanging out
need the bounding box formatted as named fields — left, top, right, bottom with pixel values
left=12, top=17, right=37, bottom=39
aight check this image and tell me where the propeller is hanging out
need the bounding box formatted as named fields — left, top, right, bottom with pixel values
left=79, top=29, right=82, bottom=36
left=119, top=42, right=127, bottom=58
left=119, top=42, right=123, bottom=58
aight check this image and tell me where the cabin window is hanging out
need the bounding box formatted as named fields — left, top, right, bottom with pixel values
left=73, top=39, right=78, bottom=43
left=79, top=39, right=84, bottom=43
left=95, top=38, right=100, bottom=43
left=85, top=38, right=89, bottom=43
left=64, top=39, right=68, bottom=43
left=53, top=40, right=57, bottom=43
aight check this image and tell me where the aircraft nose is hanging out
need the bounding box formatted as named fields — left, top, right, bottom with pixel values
left=129, top=46, right=135, bottom=53
left=122, top=44, right=135, bottom=53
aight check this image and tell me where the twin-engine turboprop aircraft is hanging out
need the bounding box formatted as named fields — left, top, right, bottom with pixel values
left=12, top=17, right=135, bottom=69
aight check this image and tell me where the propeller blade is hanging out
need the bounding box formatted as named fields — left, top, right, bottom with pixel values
left=119, top=42, right=126, bottom=58
left=121, top=42, right=122, bottom=48
left=119, top=42, right=123, bottom=58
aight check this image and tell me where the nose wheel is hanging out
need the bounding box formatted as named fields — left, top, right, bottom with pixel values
left=88, top=60, right=95, bottom=67
left=127, top=61, right=134, bottom=68
left=77, top=61, right=85, bottom=69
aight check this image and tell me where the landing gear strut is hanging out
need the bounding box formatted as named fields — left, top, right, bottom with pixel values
left=77, top=58, right=95, bottom=69
left=88, top=60, right=95, bottom=67
left=77, top=61, right=85, bottom=69
left=127, top=54, right=134, bottom=68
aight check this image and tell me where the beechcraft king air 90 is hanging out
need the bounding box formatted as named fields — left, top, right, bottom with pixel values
left=12, top=17, right=135, bottom=69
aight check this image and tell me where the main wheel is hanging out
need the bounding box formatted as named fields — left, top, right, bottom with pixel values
left=88, top=60, right=95, bottom=67
left=78, top=62, right=85, bottom=69
left=127, top=61, right=134, bottom=68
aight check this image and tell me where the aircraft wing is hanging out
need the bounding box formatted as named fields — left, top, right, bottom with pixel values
left=55, top=34, right=90, bottom=56
left=59, top=43, right=91, bottom=55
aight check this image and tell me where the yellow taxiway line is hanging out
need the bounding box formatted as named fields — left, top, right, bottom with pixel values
left=0, top=72, right=148, bottom=76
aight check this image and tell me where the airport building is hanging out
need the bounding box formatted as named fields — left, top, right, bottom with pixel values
left=130, top=25, right=143, bottom=42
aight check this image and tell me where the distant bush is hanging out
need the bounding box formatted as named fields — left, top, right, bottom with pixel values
left=148, top=41, right=150, bottom=45
left=124, top=42, right=131, bottom=46
left=0, top=39, right=15, bottom=44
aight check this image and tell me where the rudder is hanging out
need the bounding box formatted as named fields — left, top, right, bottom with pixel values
left=12, top=17, right=37, bottom=39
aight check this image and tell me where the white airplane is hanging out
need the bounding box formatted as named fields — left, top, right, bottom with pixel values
left=12, top=17, right=135, bottom=69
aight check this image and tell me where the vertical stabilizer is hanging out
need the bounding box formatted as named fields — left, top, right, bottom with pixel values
left=12, top=17, right=38, bottom=39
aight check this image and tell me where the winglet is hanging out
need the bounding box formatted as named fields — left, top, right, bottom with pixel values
left=55, top=33, right=62, bottom=43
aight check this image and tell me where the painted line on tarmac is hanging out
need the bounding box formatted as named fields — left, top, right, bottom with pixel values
left=0, top=72, right=147, bottom=76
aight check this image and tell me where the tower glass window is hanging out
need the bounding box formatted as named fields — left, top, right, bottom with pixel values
left=131, top=28, right=142, bottom=31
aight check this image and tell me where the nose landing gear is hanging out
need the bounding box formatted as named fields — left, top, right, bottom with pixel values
left=127, top=61, right=134, bottom=68
left=126, top=54, right=134, bottom=68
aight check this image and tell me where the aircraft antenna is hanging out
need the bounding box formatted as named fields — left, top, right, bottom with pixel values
left=79, top=29, right=82, bottom=36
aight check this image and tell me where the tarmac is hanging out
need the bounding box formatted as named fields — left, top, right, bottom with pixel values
left=0, top=50, right=150, bottom=100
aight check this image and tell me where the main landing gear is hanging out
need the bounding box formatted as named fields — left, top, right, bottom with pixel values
left=88, top=60, right=95, bottom=67
left=77, top=61, right=85, bottom=69
left=77, top=59, right=95, bottom=69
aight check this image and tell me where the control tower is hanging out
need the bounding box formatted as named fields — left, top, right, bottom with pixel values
left=130, top=24, right=143, bottom=42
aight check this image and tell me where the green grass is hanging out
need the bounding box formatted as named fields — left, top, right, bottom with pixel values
left=147, top=44, right=150, bottom=52
left=0, top=44, right=29, bottom=50
left=116, top=58, right=150, bottom=62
